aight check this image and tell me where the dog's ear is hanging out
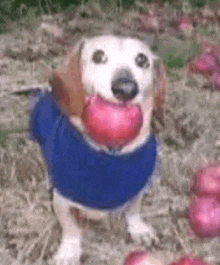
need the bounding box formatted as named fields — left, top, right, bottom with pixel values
left=152, top=58, right=167, bottom=131
left=51, top=41, right=85, bottom=116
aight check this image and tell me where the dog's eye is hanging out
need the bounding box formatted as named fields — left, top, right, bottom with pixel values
left=135, top=53, right=150, bottom=68
left=92, top=50, right=108, bottom=64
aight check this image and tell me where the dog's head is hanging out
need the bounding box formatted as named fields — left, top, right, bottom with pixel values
left=80, top=35, right=157, bottom=103
left=52, top=35, right=166, bottom=151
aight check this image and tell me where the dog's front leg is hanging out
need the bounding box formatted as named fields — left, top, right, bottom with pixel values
left=125, top=196, right=158, bottom=246
left=53, top=192, right=82, bottom=265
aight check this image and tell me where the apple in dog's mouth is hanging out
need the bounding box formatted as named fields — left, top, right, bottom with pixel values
left=81, top=95, right=143, bottom=149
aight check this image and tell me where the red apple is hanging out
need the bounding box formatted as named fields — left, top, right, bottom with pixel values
left=191, top=164, right=220, bottom=197
left=81, top=95, right=143, bottom=148
left=123, top=250, right=163, bottom=265
left=212, top=69, right=220, bottom=89
left=188, top=194, right=220, bottom=237
left=140, top=14, right=160, bottom=32
left=176, top=17, right=193, bottom=30
left=176, top=17, right=194, bottom=37
left=186, top=40, right=220, bottom=82
left=169, top=257, right=209, bottom=265
left=124, top=250, right=147, bottom=265
left=191, top=53, right=219, bottom=75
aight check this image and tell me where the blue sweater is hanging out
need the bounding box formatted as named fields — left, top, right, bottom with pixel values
left=30, top=89, right=159, bottom=210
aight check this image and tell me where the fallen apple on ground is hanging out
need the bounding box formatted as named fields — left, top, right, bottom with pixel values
left=188, top=194, right=220, bottom=237
left=123, top=252, right=211, bottom=265
left=123, top=250, right=164, bottom=265
left=212, top=69, right=220, bottom=89
left=175, top=17, right=194, bottom=36
left=189, top=163, right=220, bottom=237
left=169, top=257, right=210, bottom=265
left=191, top=163, right=220, bottom=197
left=191, top=52, right=219, bottom=75
left=186, top=40, right=220, bottom=90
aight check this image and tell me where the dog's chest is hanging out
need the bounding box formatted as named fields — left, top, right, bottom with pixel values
left=30, top=90, right=159, bottom=210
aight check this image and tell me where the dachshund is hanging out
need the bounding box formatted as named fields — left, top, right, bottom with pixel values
left=30, top=34, right=166, bottom=265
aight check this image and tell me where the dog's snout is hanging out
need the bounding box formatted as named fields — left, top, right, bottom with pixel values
left=111, top=78, right=138, bottom=101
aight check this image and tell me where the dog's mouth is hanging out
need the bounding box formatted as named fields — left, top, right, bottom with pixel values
left=81, top=95, right=143, bottom=149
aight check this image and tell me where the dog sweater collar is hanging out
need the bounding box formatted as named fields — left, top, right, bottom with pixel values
left=30, top=89, right=159, bottom=210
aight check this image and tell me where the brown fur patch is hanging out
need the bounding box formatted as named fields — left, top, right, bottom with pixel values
left=51, top=51, right=85, bottom=116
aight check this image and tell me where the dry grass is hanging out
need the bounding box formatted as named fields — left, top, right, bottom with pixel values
left=1, top=2, right=220, bottom=265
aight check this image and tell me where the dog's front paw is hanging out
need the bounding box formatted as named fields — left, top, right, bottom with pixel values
left=54, top=237, right=82, bottom=265
left=127, top=214, right=158, bottom=246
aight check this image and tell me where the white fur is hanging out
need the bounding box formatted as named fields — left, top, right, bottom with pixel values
left=54, top=237, right=82, bottom=265
left=81, top=35, right=157, bottom=103
left=126, top=214, right=157, bottom=243
left=53, top=35, right=159, bottom=265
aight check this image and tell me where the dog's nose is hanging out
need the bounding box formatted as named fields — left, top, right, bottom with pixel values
left=111, top=78, right=138, bottom=101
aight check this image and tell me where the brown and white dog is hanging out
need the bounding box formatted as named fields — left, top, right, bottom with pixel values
left=48, top=34, right=166, bottom=265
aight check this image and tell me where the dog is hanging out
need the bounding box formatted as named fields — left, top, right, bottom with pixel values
left=30, top=34, right=166, bottom=265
